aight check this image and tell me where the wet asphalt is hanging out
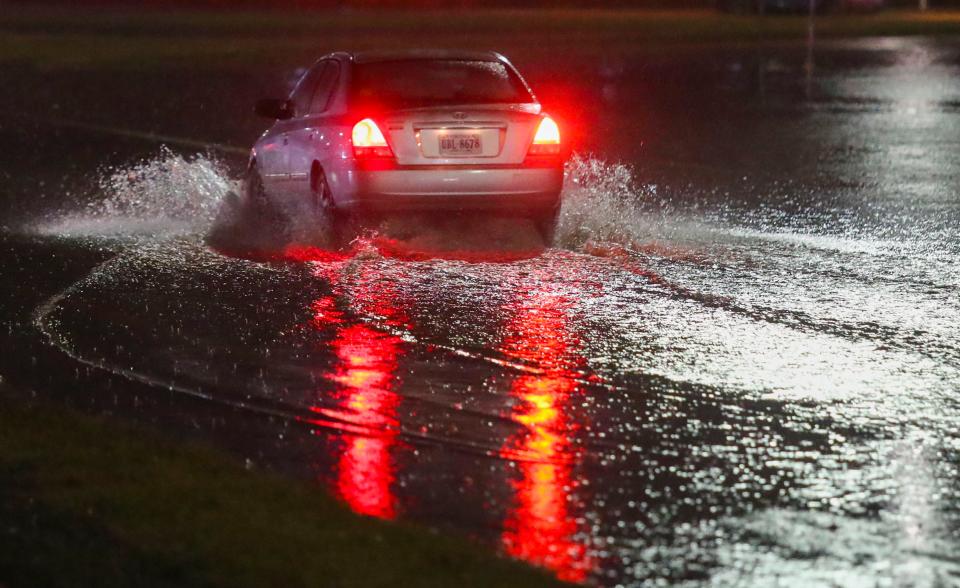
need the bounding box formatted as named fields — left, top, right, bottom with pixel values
left=2, top=36, right=960, bottom=586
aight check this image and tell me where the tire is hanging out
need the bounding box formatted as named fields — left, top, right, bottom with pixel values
left=533, top=206, right=561, bottom=247
left=205, top=190, right=243, bottom=250
left=245, top=166, right=269, bottom=212
left=311, top=168, right=358, bottom=249
left=245, top=165, right=289, bottom=242
left=310, top=169, right=334, bottom=220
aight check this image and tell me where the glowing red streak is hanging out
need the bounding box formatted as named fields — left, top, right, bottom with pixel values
left=500, top=298, right=593, bottom=583
left=308, top=262, right=409, bottom=521
left=329, top=322, right=403, bottom=520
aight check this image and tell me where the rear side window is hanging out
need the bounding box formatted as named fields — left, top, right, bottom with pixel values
left=309, top=61, right=340, bottom=114
left=350, top=59, right=534, bottom=109
left=290, top=66, right=321, bottom=116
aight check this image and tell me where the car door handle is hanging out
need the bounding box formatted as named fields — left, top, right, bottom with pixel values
left=283, top=136, right=289, bottom=146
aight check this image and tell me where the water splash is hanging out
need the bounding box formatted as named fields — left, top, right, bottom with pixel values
left=557, top=153, right=653, bottom=249
left=94, top=147, right=231, bottom=222
left=32, top=147, right=236, bottom=239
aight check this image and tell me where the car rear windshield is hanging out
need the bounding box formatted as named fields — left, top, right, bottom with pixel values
left=350, top=59, right=534, bottom=109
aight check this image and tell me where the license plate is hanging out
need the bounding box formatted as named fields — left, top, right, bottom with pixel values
left=439, top=134, right=482, bottom=156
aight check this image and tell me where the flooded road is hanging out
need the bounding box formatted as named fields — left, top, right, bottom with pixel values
left=3, top=36, right=960, bottom=586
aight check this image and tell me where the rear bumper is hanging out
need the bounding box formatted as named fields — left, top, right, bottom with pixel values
left=334, top=165, right=563, bottom=215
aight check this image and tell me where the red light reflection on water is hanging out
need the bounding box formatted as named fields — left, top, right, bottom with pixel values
left=307, top=260, right=407, bottom=520
left=499, top=294, right=593, bottom=583
left=292, top=246, right=593, bottom=573
left=328, top=322, right=403, bottom=519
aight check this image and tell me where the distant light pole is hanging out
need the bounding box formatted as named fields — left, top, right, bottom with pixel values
left=919, top=0, right=929, bottom=11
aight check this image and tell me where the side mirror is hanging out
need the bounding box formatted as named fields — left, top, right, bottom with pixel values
left=255, top=98, right=293, bottom=120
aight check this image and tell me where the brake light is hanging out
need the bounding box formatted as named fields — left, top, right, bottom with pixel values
left=352, top=118, right=393, bottom=158
left=528, top=116, right=561, bottom=156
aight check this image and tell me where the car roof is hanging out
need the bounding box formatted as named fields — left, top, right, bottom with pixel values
left=349, top=49, right=505, bottom=64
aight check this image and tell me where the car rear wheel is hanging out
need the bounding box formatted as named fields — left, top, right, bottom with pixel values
left=534, top=206, right=561, bottom=247
left=311, top=170, right=335, bottom=216
left=245, top=166, right=270, bottom=212
left=311, top=169, right=357, bottom=248
left=245, top=165, right=288, bottom=236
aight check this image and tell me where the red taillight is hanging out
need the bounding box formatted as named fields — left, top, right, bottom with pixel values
left=528, top=116, right=561, bottom=156
left=352, top=118, right=393, bottom=158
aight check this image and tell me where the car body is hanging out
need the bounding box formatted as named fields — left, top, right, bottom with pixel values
left=248, top=50, right=566, bottom=241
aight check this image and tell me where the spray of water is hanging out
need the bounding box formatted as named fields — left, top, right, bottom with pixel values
left=94, top=147, right=232, bottom=222
left=32, top=147, right=236, bottom=239
left=557, top=153, right=653, bottom=249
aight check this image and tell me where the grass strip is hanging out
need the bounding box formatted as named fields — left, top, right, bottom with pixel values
left=2, top=9, right=960, bottom=69
left=0, top=398, right=565, bottom=588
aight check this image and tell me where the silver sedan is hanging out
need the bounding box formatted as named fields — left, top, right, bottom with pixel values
left=248, top=50, right=565, bottom=243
